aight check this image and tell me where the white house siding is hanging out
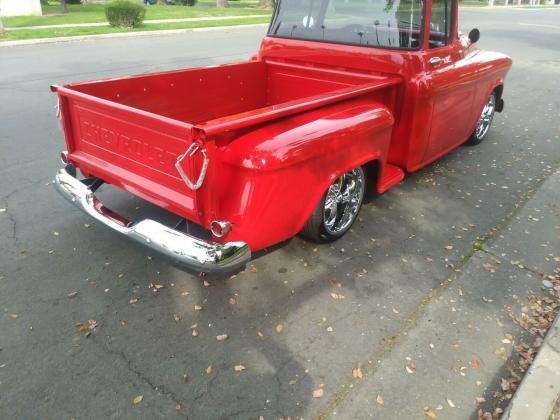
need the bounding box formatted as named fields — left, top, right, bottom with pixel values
left=0, top=0, right=42, bottom=17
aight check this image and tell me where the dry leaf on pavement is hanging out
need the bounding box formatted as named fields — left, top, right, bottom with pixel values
left=133, top=395, right=143, bottom=404
left=352, top=367, right=363, bottom=379
left=276, top=324, right=284, bottom=333
left=234, top=365, right=246, bottom=372
left=376, top=394, right=384, bottom=405
left=216, top=334, right=228, bottom=341
left=313, top=388, right=324, bottom=398
left=423, top=407, right=437, bottom=418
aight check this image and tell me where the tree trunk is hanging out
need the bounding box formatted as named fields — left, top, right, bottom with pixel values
left=216, top=0, right=228, bottom=7
left=61, top=0, right=68, bottom=13
left=257, top=0, right=275, bottom=7
left=157, top=0, right=167, bottom=4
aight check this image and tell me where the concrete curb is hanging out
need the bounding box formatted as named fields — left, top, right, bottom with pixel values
left=0, top=23, right=269, bottom=47
left=6, top=14, right=271, bottom=31
left=503, top=313, right=560, bottom=419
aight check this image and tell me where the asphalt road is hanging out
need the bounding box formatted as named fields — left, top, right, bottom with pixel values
left=1, top=7, right=559, bottom=419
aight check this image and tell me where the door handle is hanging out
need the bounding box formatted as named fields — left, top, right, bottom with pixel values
left=429, top=56, right=444, bottom=67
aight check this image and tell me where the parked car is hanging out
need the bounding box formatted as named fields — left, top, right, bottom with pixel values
left=52, top=0, right=512, bottom=272
left=144, top=0, right=176, bottom=5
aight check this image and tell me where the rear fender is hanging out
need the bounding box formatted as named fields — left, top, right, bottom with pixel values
left=218, top=98, right=394, bottom=250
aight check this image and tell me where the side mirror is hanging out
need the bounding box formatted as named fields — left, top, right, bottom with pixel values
left=469, top=28, right=480, bottom=44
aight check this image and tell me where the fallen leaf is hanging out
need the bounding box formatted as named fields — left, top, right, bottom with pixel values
left=257, top=331, right=264, bottom=338
left=276, top=324, right=284, bottom=333
left=405, top=362, right=416, bottom=374
left=181, top=374, right=188, bottom=384
left=173, top=314, right=181, bottom=322
left=482, top=263, right=496, bottom=273
left=9, top=314, right=18, bottom=319
left=129, top=298, right=139, bottom=304
left=352, top=367, right=363, bottom=379
left=181, top=291, right=190, bottom=297
left=447, top=399, right=456, bottom=408
left=471, top=359, right=481, bottom=369
left=423, top=407, right=437, bottom=418
left=501, top=378, right=510, bottom=391
left=234, top=365, right=246, bottom=372
left=392, top=307, right=400, bottom=314
left=203, top=280, right=210, bottom=287
left=228, top=297, right=237, bottom=305
left=250, top=265, right=258, bottom=273
left=206, top=365, right=213, bottom=374
left=376, top=394, right=384, bottom=405
left=194, top=304, right=203, bottom=311
left=330, top=292, right=345, bottom=300
left=76, top=319, right=97, bottom=337
left=216, top=334, right=228, bottom=341
left=67, top=292, right=78, bottom=299
left=191, top=329, right=199, bottom=337
left=444, top=245, right=454, bottom=251
left=313, top=388, right=324, bottom=398
left=133, top=395, right=143, bottom=405
left=475, top=397, right=486, bottom=404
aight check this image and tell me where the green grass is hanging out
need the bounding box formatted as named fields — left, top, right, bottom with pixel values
left=0, top=15, right=271, bottom=42
left=3, top=1, right=271, bottom=28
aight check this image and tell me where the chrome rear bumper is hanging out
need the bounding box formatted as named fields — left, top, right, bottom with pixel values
left=54, top=167, right=251, bottom=273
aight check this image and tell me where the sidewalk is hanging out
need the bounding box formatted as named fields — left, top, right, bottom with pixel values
left=5, top=14, right=271, bottom=31
left=319, top=167, right=560, bottom=419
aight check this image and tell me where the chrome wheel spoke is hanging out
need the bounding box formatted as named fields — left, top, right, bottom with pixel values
left=322, top=168, right=365, bottom=235
left=475, top=95, right=496, bottom=140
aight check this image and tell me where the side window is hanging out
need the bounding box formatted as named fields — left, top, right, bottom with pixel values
left=429, top=0, right=453, bottom=48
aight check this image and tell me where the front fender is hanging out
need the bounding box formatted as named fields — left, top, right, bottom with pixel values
left=217, top=98, right=394, bottom=251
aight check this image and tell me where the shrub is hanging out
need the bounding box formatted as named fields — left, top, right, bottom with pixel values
left=66, top=0, right=82, bottom=4
left=177, top=0, right=197, bottom=5
left=105, top=0, right=146, bottom=28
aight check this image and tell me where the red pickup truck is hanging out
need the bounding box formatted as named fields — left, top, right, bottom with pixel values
left=53, top=0, right=512, bottom=272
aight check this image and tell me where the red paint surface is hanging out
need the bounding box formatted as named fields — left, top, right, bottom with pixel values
left=52, top=1, right=511, bottom=251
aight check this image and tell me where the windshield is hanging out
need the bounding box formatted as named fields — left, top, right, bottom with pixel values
left=269, top=0, right=425, bottom=50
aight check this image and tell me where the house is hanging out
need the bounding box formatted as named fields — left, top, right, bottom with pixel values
left=0, top=0, right=42, bottom=17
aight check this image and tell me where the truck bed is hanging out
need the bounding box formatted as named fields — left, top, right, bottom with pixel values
left=53, top=60, right=400, bottom=227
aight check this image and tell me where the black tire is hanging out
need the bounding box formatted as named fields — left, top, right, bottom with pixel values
left=466, top=92, right=497, bottom=146
left=300, top=166, right=366, bottom=243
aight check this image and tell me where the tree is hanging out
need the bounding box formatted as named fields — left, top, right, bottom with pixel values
left=61, top=0, right=68, bottom=13
left=258, top=0, right=276, bottom=7
left=216, top=0, right=228, bottom=7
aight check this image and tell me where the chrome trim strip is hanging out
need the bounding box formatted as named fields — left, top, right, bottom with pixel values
left=53, top=167, right=251, bottom=273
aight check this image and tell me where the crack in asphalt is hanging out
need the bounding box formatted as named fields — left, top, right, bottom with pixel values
left=1, top=194, right=20, bottom=247
left=95, top=338, right=189, bottom=419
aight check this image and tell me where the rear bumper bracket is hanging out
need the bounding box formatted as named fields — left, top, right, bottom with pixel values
left=53, top=166, right=251, bottom=273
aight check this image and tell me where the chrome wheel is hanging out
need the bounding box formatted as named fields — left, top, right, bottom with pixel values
left=474, top=93, right=496, bottom=141
left=322, top=167, right=366, bottom=235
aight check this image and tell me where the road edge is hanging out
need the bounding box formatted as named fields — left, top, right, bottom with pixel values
left=0, top=23, right=269, bottom=48
left=503, top=313, right=560, bottom=420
